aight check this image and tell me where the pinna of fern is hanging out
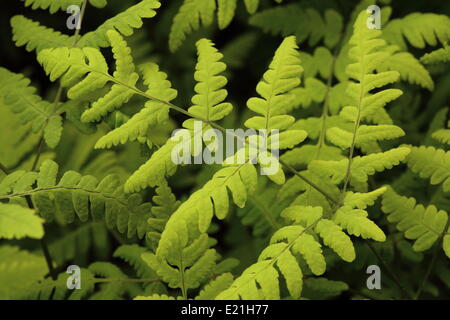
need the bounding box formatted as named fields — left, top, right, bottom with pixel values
left=217, top=10, right=412, bottom=300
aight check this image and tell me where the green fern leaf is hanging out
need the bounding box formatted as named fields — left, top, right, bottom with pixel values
left=432, top=127, right=450, bottom=145
left=377, top=46, right=434, bottom=90
left=195, top=273, right=234, bottom=300
left=249, top=6, right=343, bottom=48
left=406, top=146, right=450, bottom=192
left=0, top=160, right=152, bottom=238
left=243, top=0, right=259, bottom=14
left=383, top=13, right=450, bottom=50
left=217, top=0, right=237, bottom=30
left=334, top=206, right=386, bottom=241
left=0, top=203, right=44, bottom=240
left=421, top=44, right=450, bottom=64
left=125, top=39, right=232, bottom=192
left=315, top=219, right=356, bottom=262
left=218, top=223, right=326, bottom=299
left=169, top=0, right=216, bottom=52
left=38, top=31, right=139, bottom=122
left=11, top=15, right=72, bottom=53
left=309, top=147, right=411, bottom=187
left=113, top=245, right=156, bottom=278
left=78, top=0, right=161, bottom=48
left=95, top=62, right=176, bottom=149
left=245, top=36, right=306, bottom=181
left=0, top=246, right=47, bottom=299
left=343, top=187, right=387, bottom=209
left=21, top=0, right=106, bottom=13
left=0, top=67, right=62, bottom=148
left=382, top=187, right=448, bottom=253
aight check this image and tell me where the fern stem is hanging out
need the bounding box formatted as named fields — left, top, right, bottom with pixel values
left=316, top=45, right=341, bottom=159
left=31, top=134, right=45, bottom=171
left=414, top=223, right=448, bottom=299
left=0, top=162, right=10, bottom=175
left=366, top=241, right=413, bottom=299
left=179, top=254, right=188, bottom=300
left=280, top=161, right=339, bottom=205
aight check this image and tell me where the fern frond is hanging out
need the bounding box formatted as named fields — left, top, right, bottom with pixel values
left=125, top=39, right=232, bottom=192
left=334, top=206, right=386, bottom=241
left=195, top=273, right=234, bottom=300
left=378, top=45, right=434, bottom=90
left=147, top=182, right=180, bottom=250
left=0, top=203, right=44, bottom=240
left=326, top=124, right=405, bottom=150
left=343, top=187, right=387, bottom=209
left=185, top=38, right=233, bottom=123
left=0, top=67, right=62, bottom=148
left=217, top=214, right=327, bottom=299
left=421, top=44, right=450, bottom=64
left=245, top=36, right=306, bottom=182
left=143, top=234, right=219, bottom=292
left=78, top=0, right=161, bottom=48
left=0, top=246, right=47, bottom=299
left=383, top=13, right=450, bottom=50
left=95, top=63, right=177, bottom=148
left=113, top=245, right=156, bottom=278
left=0, top=160, right=152, bottom=238
left=20, top=0, right=106, bottom=13
left=433, top=126, right=450, bottom=145
left=309, top=147, right=411, bottom=188
left=89, top=262, right=129, bottom=300
left=249, top=5, right=343, bottom=48
left=11, top=15, right=72, bottom=53
left=38, top=30, right=139, bottom=122
left=124, top=138, right=182, bottom=192
left=285, top=78, right=327, bottom=112
left=49, top=222, right=109, bottom=265
left=0, top=97, right=41, bottom=168
left=405, top=146, right=450, bottom=192
left=20, top=267, right=95, bottom=300
left=169, top=0, right=216, bottom=52
left=281, top=144, right=345, bottom=168
left=243, top=0, right=259, bottom=14
left=314, top=219, right=355, bottom=262
left=382, top=187, right=449, bottom=255
left=157, top=163, right=257, bottom=258
left=302, top=278, right=348, bottom=299
left=217, top=0, right=237, bottom=30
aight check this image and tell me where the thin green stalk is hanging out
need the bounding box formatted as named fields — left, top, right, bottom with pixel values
left=0, top=163, right=10, bottom=175
left=179, top=254, right=188, bottom=300
left=366, top=241, right=413, bottom=300
left=414, top=224, right=448, bottom=300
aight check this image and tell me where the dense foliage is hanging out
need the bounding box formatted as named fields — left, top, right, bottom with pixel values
left=0, top=0, right=449, bottom=300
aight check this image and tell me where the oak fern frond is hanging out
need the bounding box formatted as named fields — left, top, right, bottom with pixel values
left=125, top=38, right=232, bottom=192
left=382, top=187, right=449, bottom=257
left=78, top=0, right=161, bottom=48
left=20, top=0, right=106, bottom=13
left=249, top=5, right=343, bottom=49
left=383, top=13, right=450, bottom=50
left=11, top=15, right=72, bottom=53
left=0, top=160, right=152, bottom=238
left=0, top=67, right=62, bottom=148
left=95, top=63, right=177, bottom=149
left=169, top=0, right=216, bottom=52
left=406, top=146, right=450, bottom=192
